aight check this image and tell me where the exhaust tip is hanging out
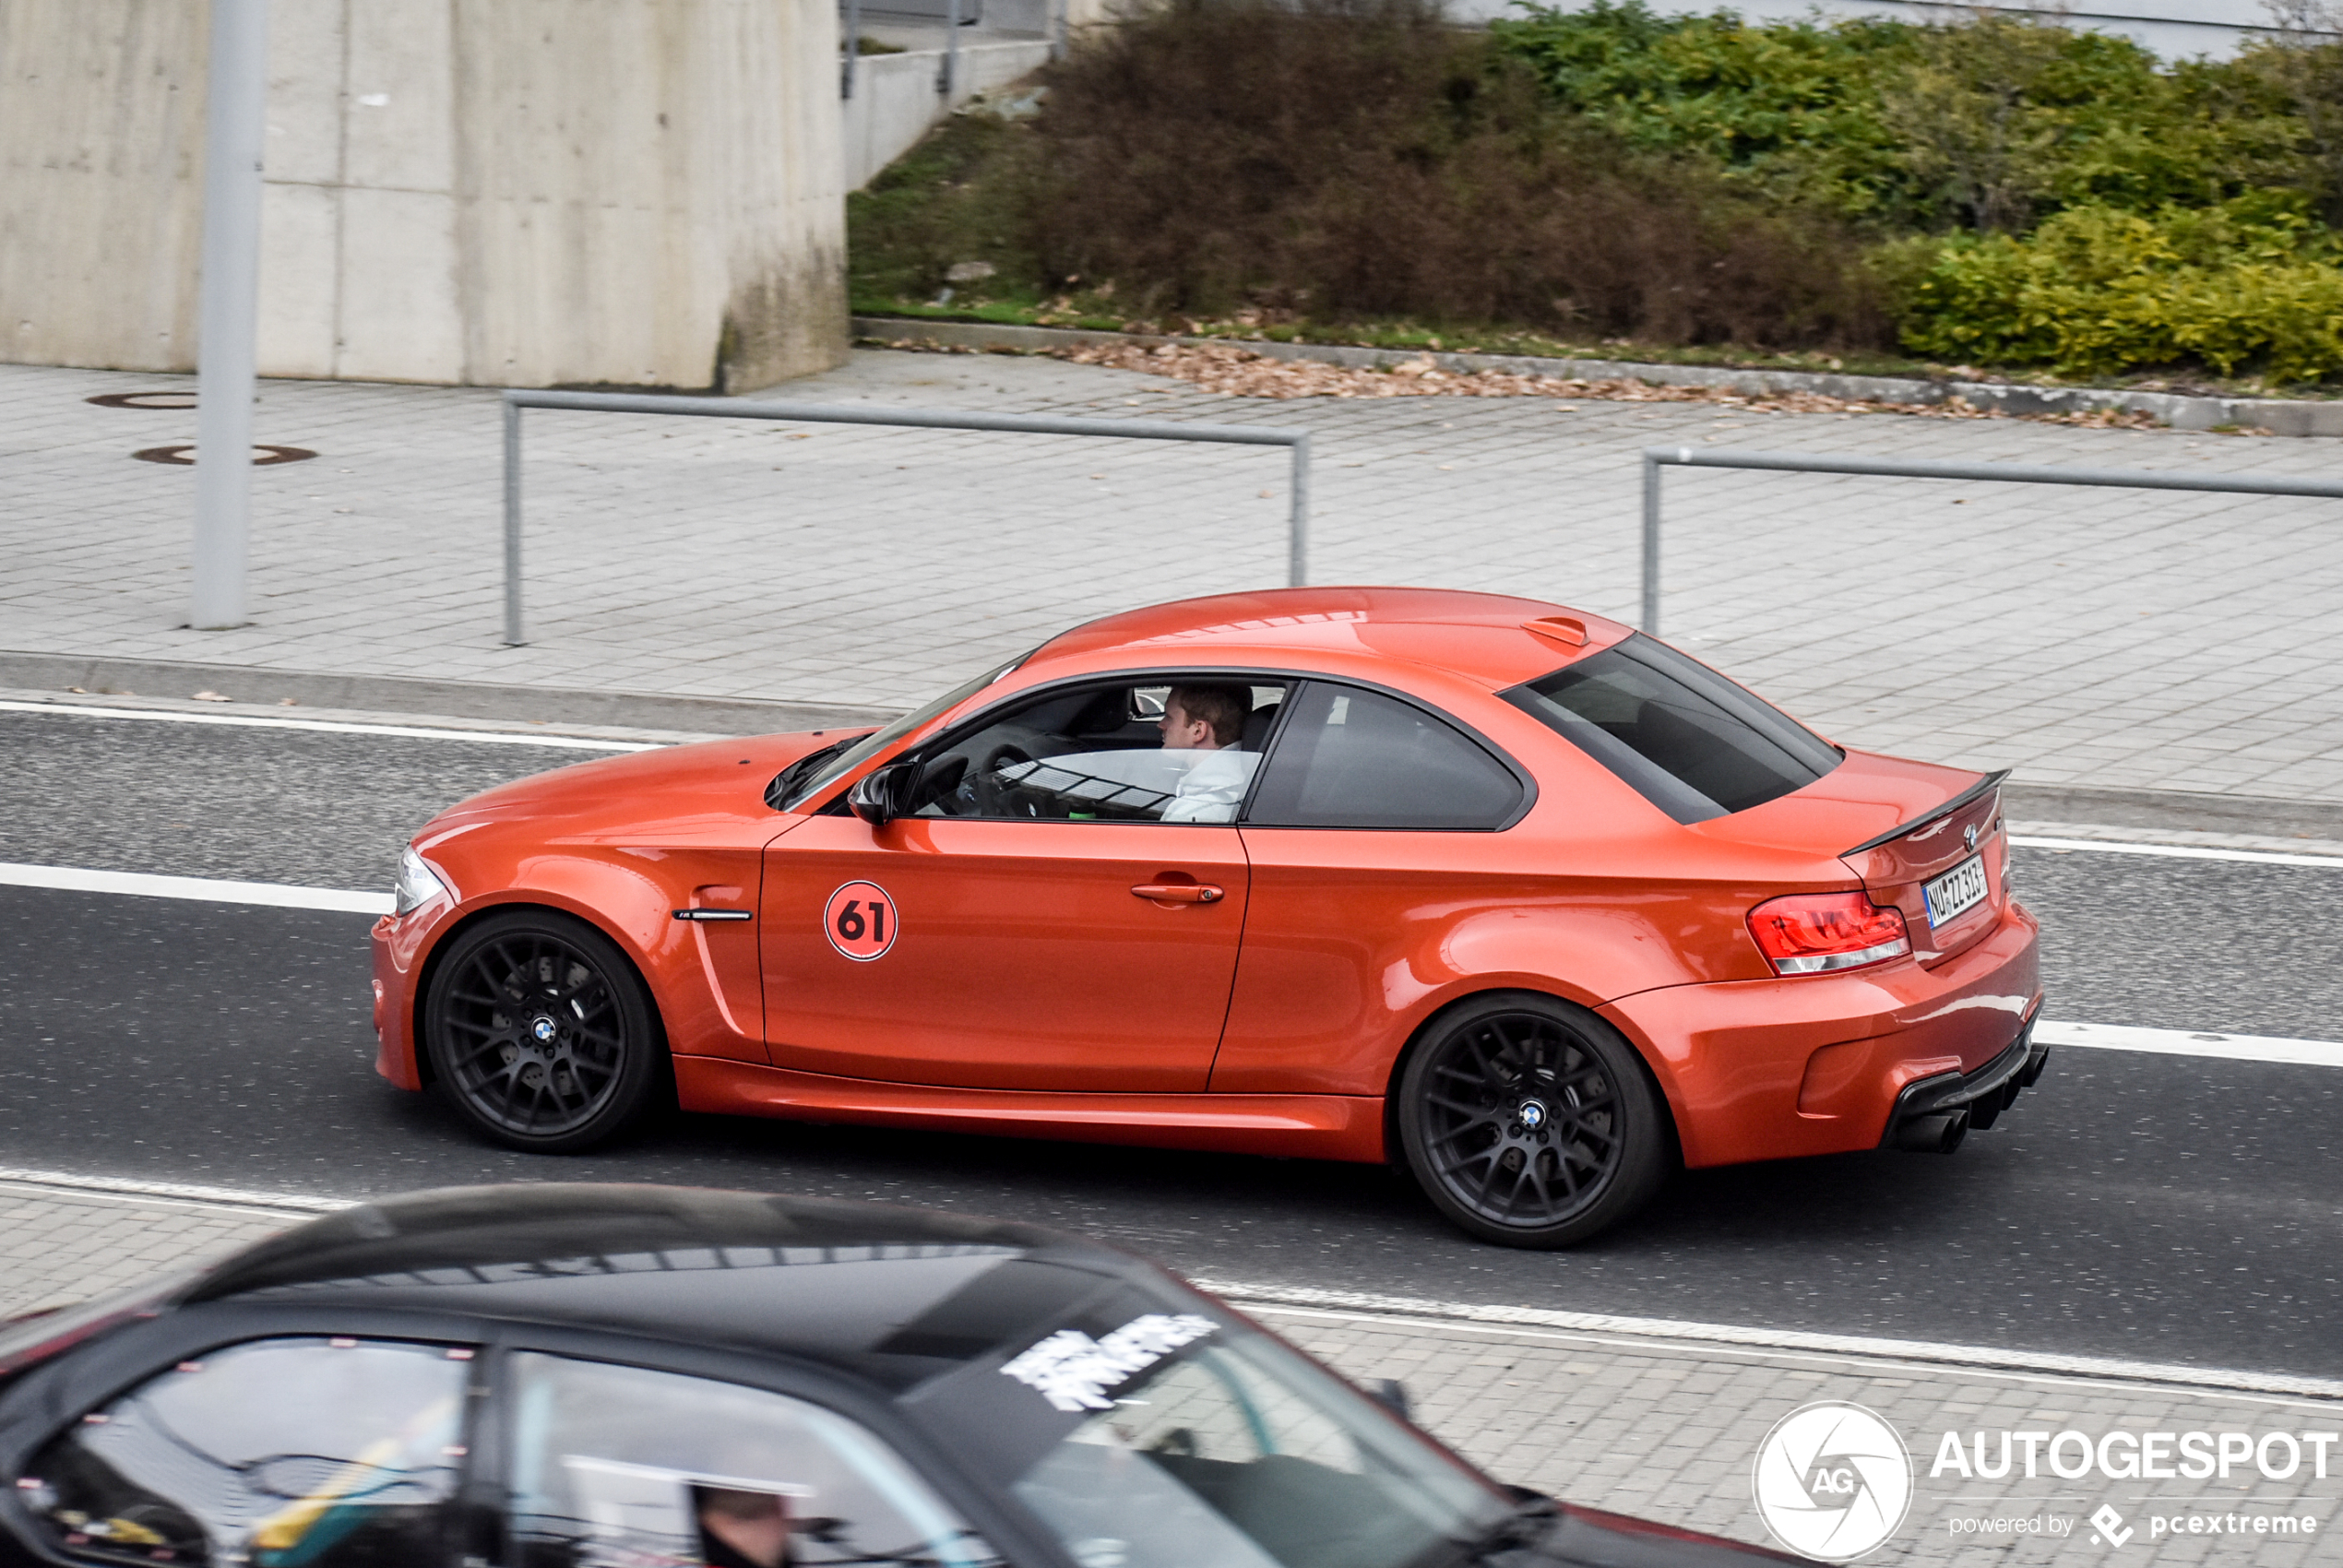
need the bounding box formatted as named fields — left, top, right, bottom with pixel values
left=1893, top=1111, right=1969, bottom=1154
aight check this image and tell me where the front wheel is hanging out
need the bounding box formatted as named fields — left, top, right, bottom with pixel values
left=422, top=909, right=664, bottom=1154
left=1397, top=993, right=1671, bottom=1248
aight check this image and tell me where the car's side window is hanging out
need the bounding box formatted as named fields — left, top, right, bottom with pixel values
left=18, top=1335, right=474, bottom=1567
left=501, top=1352, right=997, bottom=1568
left=1244, top=683, right=1525, bottom=830
left=903, top=679, right=1289, bottom=826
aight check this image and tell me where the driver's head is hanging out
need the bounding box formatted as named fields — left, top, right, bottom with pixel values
left=1161, top=683, right=1248, bottom=751
left=696, top=1486, right=791, bottom=1568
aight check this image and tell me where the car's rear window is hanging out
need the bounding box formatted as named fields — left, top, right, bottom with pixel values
left=1503, top=635, right=1841, bottom=823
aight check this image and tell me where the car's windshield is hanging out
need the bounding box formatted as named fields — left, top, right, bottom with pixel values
left=771, top=651, right=1034, bottom=811
left=914, top=1296, right=1511, bottom=1568
left=1504, top=634, right=1842, bottom=823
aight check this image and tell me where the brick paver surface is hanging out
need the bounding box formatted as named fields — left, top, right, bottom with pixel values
left=2, top=1181, right=2335, bottom=1564
left=5, top=352, right=2343, bottom=800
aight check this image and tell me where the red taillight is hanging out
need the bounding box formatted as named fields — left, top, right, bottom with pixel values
left=1747, top=892, right=1910, bottom=976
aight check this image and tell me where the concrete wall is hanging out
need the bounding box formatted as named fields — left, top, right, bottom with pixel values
left=1, top=0, right=848, bottom=391
left=0, top=4, right=210, bottom=372
left=1445, top=0, right=2313, bottom=61
left=842, top=39, right=1052, bottom=190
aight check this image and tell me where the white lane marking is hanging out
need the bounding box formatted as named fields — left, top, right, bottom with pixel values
left=9, top=868, right=2343, bottom=1069
left=0, top=1165, right=2330, bottom=1403
left=0, top=861, right=392, bottom=915
left=2035, top=1019, right=2343, bottom=1069
left=2013, top=835, right=2343, bottom=868
left=0, top=698, right=654, bottom=752
left=1201, top=1285, right=2343, bottom=1404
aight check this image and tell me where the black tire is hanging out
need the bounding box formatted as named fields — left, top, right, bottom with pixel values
left=1397, top=992, right=1672, bottom=1248
left=422, top=909, right=664, bottom=1154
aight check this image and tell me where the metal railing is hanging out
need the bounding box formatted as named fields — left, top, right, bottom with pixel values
left=1640, top=445, right=2343, bottom=636
left=500, top=389, right=1312, bottom=647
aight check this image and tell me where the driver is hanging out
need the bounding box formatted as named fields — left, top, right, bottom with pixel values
left=695, top=1484, right=793, bottom=1568
left=1158, top=683, right=1253, bottom=824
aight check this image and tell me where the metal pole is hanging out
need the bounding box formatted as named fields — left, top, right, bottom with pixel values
left=940, top=0, right=960, bottom=98
left=495, top=391, right=1311, bottom=641
left=503, top=398, right=526, bottom=646
left=842, top=0, right=861, bottom=99
left=1289, top=434, right=1310, bottom=588
left=190, top=0, right=270, bottom=631
left=1640, top=449, right=1665, bottom=635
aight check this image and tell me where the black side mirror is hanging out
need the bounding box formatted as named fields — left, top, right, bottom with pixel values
left=848, top=762, right=917, bottom=826
left=1369, top=1377, right=1413, bottom=1423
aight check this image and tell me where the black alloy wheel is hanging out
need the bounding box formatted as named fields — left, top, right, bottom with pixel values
left=422, top=910, right=664, bottom=1154
left=1397, top=993, right=1671, bottom=1247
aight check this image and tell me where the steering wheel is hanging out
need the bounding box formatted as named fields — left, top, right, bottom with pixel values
left=975, top=745, right=1035, bottom=814
left=918, top=754, right=973, bottom=816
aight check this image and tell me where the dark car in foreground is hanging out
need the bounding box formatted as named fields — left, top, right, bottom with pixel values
left=0, top=1184, right=1789, bottom=1568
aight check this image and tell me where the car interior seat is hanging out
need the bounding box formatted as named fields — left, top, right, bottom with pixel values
left=1239, top=696, right=1282, bottom=752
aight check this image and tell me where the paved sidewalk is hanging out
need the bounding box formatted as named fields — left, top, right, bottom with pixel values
left=3, top=1179, right=2336, bottom=1564
left=6, top=351, right=2343, bottom=802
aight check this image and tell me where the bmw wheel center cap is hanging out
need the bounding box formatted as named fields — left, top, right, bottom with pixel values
left=530, top=1016, right=559, bottom=1044
left=1518, top=1099, right=1548, bottom=1131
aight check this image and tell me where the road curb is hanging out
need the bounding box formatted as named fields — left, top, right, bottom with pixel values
left=2002, top=781, right=2343, bottom=840
left=7, top=1166, right=2333, bottom=1402
left=854, top=315, right=2343, bottom=436
left=1205, top=1281, right=2343, bottom=1404
left=0, top=650, right=896, bottom=737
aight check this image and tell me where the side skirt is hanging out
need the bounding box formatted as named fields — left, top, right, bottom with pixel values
left=672, top=1056, right=1387, bottom=1163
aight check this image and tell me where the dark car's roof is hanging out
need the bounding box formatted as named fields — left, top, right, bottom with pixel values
left=181, top=1184, right=1145, bottom=1391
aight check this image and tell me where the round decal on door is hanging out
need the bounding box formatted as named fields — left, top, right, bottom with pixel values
left=823, top=882, right=898, bottom=961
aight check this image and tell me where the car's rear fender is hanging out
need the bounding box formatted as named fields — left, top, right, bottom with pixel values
left=1379, top=985, right=1685, bottom=1171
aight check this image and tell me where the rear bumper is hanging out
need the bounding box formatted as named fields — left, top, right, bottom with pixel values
left=1882, top=1018, right=2049, bottom=1152
left=1599, top=899, right=2042, bottom=1168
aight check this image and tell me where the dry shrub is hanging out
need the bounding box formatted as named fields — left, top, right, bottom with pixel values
left=1025, top=0, right=1890, bottom=348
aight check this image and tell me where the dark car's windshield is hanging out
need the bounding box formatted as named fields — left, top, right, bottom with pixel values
left=771, top=651, right=1034, bottom=811
left=910, top=1291, right=1511, bottom=1568
left=1504, top=634, right=1841, bottom=823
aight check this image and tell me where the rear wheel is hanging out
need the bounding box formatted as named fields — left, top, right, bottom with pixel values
left=422, top=909, right=663, bottom=1153
left=1397, top=992, right=1671, bottom=1248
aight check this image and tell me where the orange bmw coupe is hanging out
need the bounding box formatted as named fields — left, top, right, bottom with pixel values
left=373, top=588, right=2045, bottom=1247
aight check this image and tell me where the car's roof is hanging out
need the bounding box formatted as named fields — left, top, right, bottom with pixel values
left=1032, top=587, right=1631, bottom=690
left=178, top=1184, right=1150, bottom=1392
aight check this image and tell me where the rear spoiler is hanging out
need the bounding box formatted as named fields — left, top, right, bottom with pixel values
left=1840, top=769, right=2010, bottom=858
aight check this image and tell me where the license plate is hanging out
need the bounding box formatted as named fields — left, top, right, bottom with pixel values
left=1923, top=854, right=1989, bottom=929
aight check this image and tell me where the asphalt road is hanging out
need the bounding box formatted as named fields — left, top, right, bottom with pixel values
left=2, top=706, right=2339, bottom=1378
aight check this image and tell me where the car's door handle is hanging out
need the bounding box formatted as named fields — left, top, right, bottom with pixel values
left=1131, top=883, right=1224, bottom=904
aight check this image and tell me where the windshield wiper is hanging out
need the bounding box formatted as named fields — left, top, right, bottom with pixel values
left=766, top=737, right=852, bottom=811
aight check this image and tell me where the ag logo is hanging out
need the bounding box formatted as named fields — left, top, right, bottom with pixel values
left=823, top=881, right=898, bottom=961
left=1751, top=1402, right=1912, bottom=1562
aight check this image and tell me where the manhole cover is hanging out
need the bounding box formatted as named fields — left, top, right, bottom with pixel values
left=132, top=445, right=316, bottom=466
left=89, top=392, right=198, bottom=410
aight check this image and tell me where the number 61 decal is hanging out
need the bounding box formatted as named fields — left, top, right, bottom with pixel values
left=823, top=881, right=898, bottom=961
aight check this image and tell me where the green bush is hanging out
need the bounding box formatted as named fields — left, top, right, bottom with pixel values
left=850, top=0, right=2343, bottom=384
left=852, top=0, right=1893, bottom=350
left=1490, top=1, right=2305, bottom=232
left=1897, top=198, right=2343, bottom=381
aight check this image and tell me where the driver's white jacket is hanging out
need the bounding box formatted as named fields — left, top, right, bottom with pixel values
left=1160, top=745, right=1254, bottom=824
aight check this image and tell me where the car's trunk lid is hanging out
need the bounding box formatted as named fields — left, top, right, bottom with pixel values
left=1689, top=750, right=2011, bottom=967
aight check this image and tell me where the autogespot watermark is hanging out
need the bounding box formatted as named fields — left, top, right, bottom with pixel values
left=1752, top=1402, right=1915, bottom=1561
left=1753, top=1407, right=2336, bottom=1559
